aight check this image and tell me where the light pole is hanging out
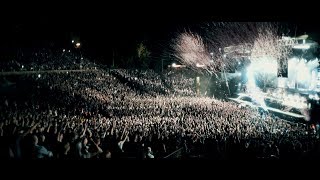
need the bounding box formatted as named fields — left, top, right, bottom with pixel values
left=112, top=48, right=115, bottom=68
left=161, top=58, right=163, bottom=73
left=75, top=42, right=82, bottom=69
left=219, top=48, right=231, bottom=96
left=210, top=52, right=214, bottom=63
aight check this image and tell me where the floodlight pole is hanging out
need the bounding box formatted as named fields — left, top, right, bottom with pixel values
left=219, top=48, right=231, bottom=96
left=162, top=59, right=163, bottom=73
left=223, top=65, right=231, bottom=96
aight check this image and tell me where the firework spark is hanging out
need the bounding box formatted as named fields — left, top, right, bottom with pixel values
left=171, top=31, right=220, bottom=74
left=171, top=22, right=294, bottom=75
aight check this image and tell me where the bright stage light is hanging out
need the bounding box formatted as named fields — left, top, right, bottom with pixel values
left=292, top=44, right=310, bottom=49
left=278, top=78, right=286, bottom=88
left=282, top=93, right=308, bottom=109
left=297, top=70, right=310, bottom=82
left=248, top=58, right=277, bottom=74
left=196, top=63, right=205, bottom=67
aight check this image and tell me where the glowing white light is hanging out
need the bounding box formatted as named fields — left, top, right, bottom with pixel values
left=171, top=63, right=185, bottom=68
left=21, top=65, right=24, bottom=68
left=292, top=44, right=310, bottom=49
left=68, top=50, right=71, bottom=53
left=246, top=65, right=256, bottom=89
left=248, top=58, right=277, bottom=74
left=72, top=40, right=75, bottom=43
left=282, top=93, right=308, bottom=109
left=238, top=72, right=241, bottom=76
left=196, top=63, right=205, bottom=67
left=238, top=62, right=241, bottom=65
left=238, top=83, right=241, bottom=86
left=196, top=77, right=200, bottom=83
left=63, top=49, right=65, bottom=52
left=278, top=78, right=286, bottom=88
left=76, top=43, right=81, bottom=47
left=296, top=61, right=310, bottom=82
left=38, top=74, right=41, bottom=78
left=81, top=57, right=83, bottom=60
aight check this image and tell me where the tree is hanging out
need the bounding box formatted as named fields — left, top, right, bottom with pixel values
left=136, top=42, right=151, bottom=69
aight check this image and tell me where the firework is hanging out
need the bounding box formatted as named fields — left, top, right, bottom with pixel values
left=203, top=22, right=293, bottom=69
left=171, top=31, right=221, bottom=74
left=251, top=27, right=293, bottom=70
left=170, top=22, right=295, bottom=75
left=172, top=32, right=210, bottom=69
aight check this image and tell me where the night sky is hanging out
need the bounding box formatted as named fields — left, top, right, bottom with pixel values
left=0, top=14, right=204, bottom=62
left=1, top=13, right=320, bottom=62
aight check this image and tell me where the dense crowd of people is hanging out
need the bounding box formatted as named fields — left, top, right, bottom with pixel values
left=164, top=70, right=197, bottom=96
left=1, top=49, right=320, bottom=160
left=0, top=48, right=95, bottom=72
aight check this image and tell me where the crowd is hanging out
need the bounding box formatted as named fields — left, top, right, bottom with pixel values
left=111, top=69, right=169, bottom=96
left=164, top=69, right=197, bottom=96
left=0, top=48, right=95, bottom=72
left=1, top=50, right=320, bottom=160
